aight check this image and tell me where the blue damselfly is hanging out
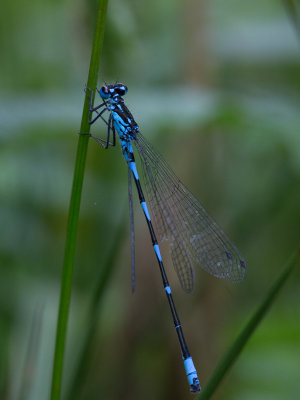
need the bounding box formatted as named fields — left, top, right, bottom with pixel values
left=85, top=83, right=246, bottom=393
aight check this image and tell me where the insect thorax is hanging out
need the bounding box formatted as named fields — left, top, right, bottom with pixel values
left=111, top=100, right=139, bottom=141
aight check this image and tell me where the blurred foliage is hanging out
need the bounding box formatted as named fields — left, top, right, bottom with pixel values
left=0, top=0, right=299, bottom=399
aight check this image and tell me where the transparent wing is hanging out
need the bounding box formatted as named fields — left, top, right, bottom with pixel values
left=128, top=163, right=136, bottom=293
left=134, top=132, right=246, bottom=293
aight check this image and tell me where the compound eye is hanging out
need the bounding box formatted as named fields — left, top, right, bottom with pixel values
left=99, top=85, right=110, bottom=99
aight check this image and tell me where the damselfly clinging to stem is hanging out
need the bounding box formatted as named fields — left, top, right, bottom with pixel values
left=85, top=83, right=246, bottom=393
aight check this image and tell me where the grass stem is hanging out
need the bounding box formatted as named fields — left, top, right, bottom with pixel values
left=50, top=1, right=109, bottom=399
left=197, top=248, right=300, bottom=400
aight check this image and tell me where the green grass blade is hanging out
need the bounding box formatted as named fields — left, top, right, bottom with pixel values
left=50, top=1, right=109, bottom=399
left=197, top=248, right=300, bottom=400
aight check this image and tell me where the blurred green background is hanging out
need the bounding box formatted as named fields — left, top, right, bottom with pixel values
left=1, top=0, right=300, bottom=399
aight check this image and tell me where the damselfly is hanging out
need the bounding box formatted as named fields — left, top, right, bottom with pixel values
left=85, top=83, right=246, bottom=393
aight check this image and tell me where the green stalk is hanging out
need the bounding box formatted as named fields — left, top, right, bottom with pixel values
left=50, top=1, right=109, bottom=399
left=197, top=248, right=300, bottom=400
